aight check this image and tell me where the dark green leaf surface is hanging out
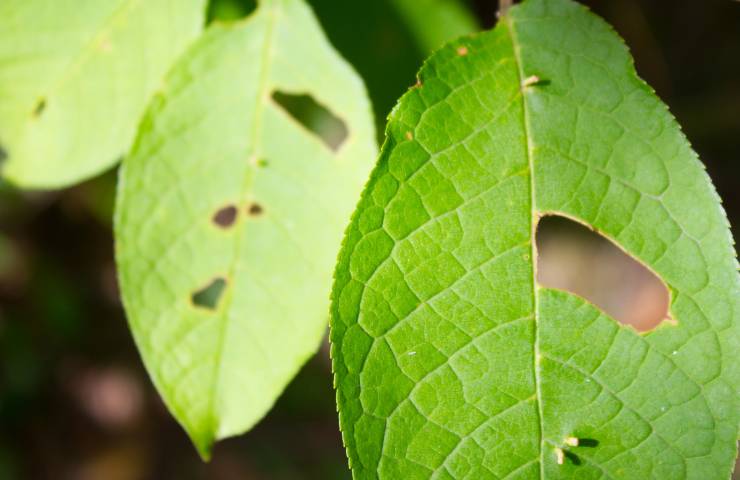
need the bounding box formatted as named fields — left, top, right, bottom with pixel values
left=0, top=0, right=206, bottom=189
left=331, top=0, right=739, bottom=478
left=115, top=0, right=376, bottom=458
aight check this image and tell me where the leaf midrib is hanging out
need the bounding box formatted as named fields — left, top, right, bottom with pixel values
left=503, top=14, right=546, bottom=478
left=206, top=4, right=279, bottom=446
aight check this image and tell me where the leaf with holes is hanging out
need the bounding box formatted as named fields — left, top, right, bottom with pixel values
left=330, top=0, right=739, bottom=478
left=0, top=0, right=206, bottom=189
left=114, top=0, right=376, bottom=459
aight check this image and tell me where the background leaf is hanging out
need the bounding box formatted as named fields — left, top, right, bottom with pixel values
left=331, top=0, right=739, bottom=478
left=308, top=0, right=478, bottom=137
left=0, top=0, right=206, bottom=189
left=387, top=0, right=478, bottom=55
left=115, top=0, right=376, bottom=459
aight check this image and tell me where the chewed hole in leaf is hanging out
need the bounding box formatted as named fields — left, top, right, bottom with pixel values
left=271, top=91, right=348, bottom=151
left=212, top=204, right=237, bottom=228
left=536, top=215, right=670, bottom=332
left=191, top=277, right=227, bottom=310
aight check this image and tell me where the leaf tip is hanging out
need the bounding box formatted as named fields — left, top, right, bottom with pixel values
left=194, top=435, right=215, bottom=462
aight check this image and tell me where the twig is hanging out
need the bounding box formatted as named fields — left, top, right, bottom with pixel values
left=499, top=0, right=513, bottom=16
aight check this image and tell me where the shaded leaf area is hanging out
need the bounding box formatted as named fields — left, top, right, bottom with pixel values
left=0, top=0, right=206, bottom=189
left=331, top=0, right=738, bottom=478
left=115, top=0, right=376, bottom=459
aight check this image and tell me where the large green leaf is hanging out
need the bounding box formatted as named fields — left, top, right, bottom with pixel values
left=0, top=0, right=206, bottom=189
left=331, top=0, right=739, bottom=478
left=115, top=0, right=376, bottom=459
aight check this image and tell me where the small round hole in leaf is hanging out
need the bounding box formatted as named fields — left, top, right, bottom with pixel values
left=247, top=202, right=263, bottom=216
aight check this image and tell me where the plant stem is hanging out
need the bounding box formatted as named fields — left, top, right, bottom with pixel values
left=500, top=0, right=513, bottom=16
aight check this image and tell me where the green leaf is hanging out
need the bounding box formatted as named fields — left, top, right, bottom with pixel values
left=388, top=0, right=479, bottom=54
left=331, top=0, right=739, bottom=478
left=115, top=0, right=376, bottom=459
left=307, top=0, right=478, bottom=139
left=0, top=0, right=206, bottom=189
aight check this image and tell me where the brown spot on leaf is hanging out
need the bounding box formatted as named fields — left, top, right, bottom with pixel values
left=212, top=205, right=237, bottom=228
left=457, top=46, right=469, bottom=56
left=247, top=202, right=263, bottom=216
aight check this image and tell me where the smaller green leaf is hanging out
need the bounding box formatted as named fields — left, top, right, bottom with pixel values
left=0, top=0, right=206, bottom=189
left=115, top=0, right=376, bottom=459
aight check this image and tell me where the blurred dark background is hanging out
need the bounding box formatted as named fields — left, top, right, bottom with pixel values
left=0, top=1, right=737, bottom=478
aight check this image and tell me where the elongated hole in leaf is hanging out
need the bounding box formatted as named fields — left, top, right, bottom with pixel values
left=271, top=91, right=348, bottom=151
left=191, top=277, right=227, bottom=310
left=536, top=215, right=670, bottom=332
left=212, top=204, right=237, bottom=228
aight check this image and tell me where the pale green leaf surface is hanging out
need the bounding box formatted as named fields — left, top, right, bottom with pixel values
left=389, top=0, right=479, bottom=54
left=115, top=0, right=376, bottom=458
left=331, top=0, right=739, bottom=478
left=0, top=0, right=206, bottom=189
